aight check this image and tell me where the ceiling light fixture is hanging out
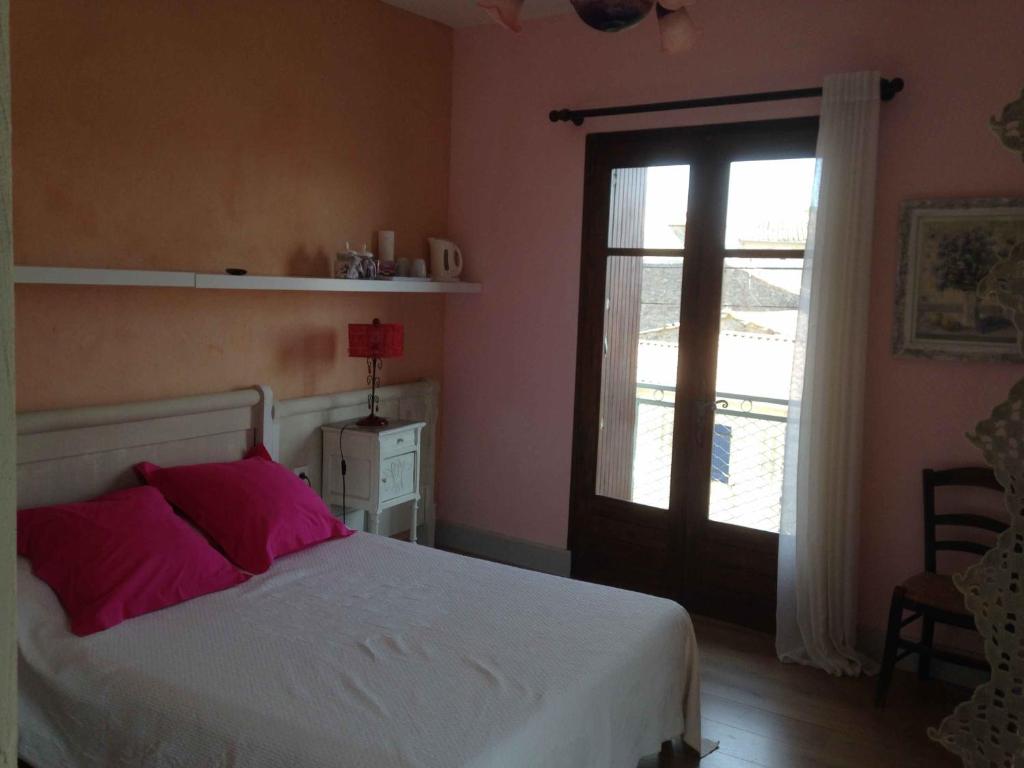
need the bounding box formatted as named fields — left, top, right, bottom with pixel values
left=477, top=0, right=698, bottom=53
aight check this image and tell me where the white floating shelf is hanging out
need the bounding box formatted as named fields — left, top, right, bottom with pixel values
left=195, top=273, right=481, bottom=294
left=15, top=266, right=481, bottom=295
left=15, top=266, right=195, bottom=288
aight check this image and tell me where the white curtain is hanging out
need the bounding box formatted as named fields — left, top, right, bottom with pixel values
left=776, top=72, right=880, bottom=676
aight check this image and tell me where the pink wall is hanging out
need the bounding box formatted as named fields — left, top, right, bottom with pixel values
left=441, top=0, right=1024, bottom=635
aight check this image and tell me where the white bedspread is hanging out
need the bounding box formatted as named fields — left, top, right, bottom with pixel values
left=18, top=534, right=701, bottom=768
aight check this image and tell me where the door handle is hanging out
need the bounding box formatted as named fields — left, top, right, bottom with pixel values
left=695, top=398, right=729, bottom=414
left=694, top=399, right=729, bottom=443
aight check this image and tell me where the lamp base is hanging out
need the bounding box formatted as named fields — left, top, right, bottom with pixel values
left=357, top=414, right=389, bottom=427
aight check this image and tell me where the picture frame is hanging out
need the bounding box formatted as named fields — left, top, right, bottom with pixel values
left=893, top=198, right=1024, bottom=362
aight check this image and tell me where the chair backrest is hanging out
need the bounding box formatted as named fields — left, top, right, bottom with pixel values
left=923, top=467, right=1007, bottom=573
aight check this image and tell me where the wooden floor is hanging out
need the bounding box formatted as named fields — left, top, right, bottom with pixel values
left=640, top=617, right=969, bottom=768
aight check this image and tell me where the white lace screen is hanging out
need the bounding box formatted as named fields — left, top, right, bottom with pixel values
left=930, top=244, right=1024, bottom=765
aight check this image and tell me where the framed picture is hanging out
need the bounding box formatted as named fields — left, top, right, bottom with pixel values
left=894, top=198, right=1024, bottom=362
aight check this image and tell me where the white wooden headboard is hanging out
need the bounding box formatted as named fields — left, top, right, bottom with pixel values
left=15, top=380, right=440, bottom=544
left=16, top=386, right=273, bottom=509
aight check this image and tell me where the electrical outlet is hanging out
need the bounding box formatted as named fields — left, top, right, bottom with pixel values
left=293, top=465, right=310, bottom=479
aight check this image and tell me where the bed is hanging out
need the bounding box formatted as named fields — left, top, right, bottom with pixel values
left=16, top=385, right=703, bottom=767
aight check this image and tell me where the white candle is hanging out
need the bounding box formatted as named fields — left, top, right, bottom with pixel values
left=377, top=230, right=395, bottom=262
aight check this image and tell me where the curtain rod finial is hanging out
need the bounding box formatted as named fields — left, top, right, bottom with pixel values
left=881, top=77, right=905, bottom=102
left=550, top=109, right=585, bottom=126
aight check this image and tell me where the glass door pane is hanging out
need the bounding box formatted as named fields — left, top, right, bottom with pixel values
left=724, top=158, right=816, bottom=250
left=597, top=255, right=683, bottom=509
left=608, top=165, right=690, bottom=248
left=708, top=257, right=801, bottom=532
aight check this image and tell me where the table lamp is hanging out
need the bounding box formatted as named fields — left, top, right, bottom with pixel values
left=348, top=318, right=404, bottom=426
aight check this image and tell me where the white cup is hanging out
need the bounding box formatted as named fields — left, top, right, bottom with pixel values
left=412, top=258, right=427, bottom=278
left=396, top=257, right=410, bottom=277
left=377, top=230, right=395, bottom=262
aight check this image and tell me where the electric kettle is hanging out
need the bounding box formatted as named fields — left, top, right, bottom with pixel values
left=428, top=238, right=463, bottom=281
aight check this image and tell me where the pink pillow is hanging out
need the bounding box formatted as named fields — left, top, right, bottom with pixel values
left=18, top=486, right=249, bottom=636
left=135, top=445, right=352, bottom=574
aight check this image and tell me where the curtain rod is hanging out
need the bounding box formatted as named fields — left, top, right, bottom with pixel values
left=549, top=77, right=904, bottom=126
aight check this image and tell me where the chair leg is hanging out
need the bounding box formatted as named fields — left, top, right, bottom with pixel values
left=918, top=616, right=935, bottom=681
left=875, top=586, right=906, bottom=707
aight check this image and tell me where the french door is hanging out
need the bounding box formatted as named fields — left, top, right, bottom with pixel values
left=568, top=118, right=818, bottom=631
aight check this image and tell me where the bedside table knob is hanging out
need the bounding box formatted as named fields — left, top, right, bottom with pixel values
left=397, top=438, right=405, bottom=444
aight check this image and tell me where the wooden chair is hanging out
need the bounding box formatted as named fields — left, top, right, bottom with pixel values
left=875, top=467, right=1006, bottom=707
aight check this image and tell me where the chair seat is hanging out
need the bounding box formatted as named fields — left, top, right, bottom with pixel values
left=901, top=571, right=968, bottom=616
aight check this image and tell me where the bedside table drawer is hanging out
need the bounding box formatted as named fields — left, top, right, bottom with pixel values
left=380, top=429, right=417, bottom=458
left=380, top=452, right=416, bottom=501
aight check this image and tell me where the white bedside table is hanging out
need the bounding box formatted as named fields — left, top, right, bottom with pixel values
left=321, top=419, right=426, bottom=543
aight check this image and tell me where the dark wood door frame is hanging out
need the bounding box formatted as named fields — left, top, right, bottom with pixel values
left=569, top=117, right=819, bottom=630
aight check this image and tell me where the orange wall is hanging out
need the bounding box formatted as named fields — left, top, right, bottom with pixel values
left=13, top=0, right=452, bottom=411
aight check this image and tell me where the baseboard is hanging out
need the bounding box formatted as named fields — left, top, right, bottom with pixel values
left=435, top=521, right=571, bottom=577
left=858, top=624, right=987, bottom=690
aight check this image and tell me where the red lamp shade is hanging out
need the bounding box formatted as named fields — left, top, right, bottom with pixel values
left=348, top=320, right=404, bottom=359
left=348, top=319, right=404, bottom=427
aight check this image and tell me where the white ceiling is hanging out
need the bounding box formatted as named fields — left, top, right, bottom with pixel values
left=380, top=0, right=568, bottom=28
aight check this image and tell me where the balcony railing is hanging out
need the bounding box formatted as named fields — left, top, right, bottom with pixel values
left=632, top=384, right=789, bottom=532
